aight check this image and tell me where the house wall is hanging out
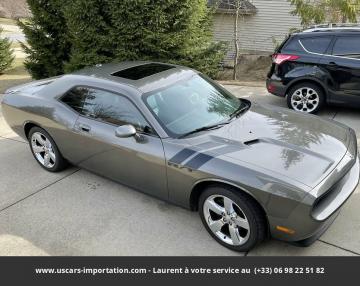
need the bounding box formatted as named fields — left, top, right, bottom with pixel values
left=0, top=0, right=30, bottom=19
left=213, top=0, right=302, bottom=64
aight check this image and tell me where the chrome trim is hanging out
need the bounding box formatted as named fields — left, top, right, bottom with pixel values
left=298, top=39, right=360, bottom=62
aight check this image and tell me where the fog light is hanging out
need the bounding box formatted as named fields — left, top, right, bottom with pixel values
left=276, top=226, right=295, bottom=235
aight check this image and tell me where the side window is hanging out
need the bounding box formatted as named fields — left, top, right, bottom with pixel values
left=300, top=37, right=332, bottom=54
left=282, top=37, right=303, bottom=53
left=61, top=87, right=153, bottom=133
left=60, top=87, right=87, bottom=113
left=332, top=37, right=360, bottom=57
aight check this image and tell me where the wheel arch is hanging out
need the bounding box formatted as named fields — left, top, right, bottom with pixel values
left=23, top=121, right=42, bottom=140
left=190, top=179, right=266, bottom=213
left=285, top=77, right=328, bottom=102
left=190, top=179, right=270, bottom=236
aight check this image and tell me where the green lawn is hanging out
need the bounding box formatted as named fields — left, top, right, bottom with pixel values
left=0, top=17, right=17, bottom=25
left=0, top=18, right=32, bottom=93
left=0, top=58, right=32, bottom=93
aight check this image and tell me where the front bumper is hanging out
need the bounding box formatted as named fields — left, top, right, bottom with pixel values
left=269, top=154, right=359, bottom=244
left=311, top=155, right=359, bottom=221
left=292, top=210, right=340, bottom=247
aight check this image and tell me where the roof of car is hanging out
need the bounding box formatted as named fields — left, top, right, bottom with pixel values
left=72, top=61, right=197, bottom=94
left=294, top=26, right=360, bottom=36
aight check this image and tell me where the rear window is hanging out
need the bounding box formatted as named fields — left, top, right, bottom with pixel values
left=111, top=63, right=175, bottom=80
left=282, top=37, right=303, bottom=52
left=300, top=37, right=332, bottom=54
left=333, top=36, right=360, bottom=56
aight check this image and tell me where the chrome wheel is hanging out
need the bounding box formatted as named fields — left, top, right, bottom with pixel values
left=31, top=132, right=56, bottom=168
left=290, top=87, right=319, bottom=113
left=203, top=195, right=250, bottom=246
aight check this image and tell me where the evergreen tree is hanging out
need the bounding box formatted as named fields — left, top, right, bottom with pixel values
left=0, top=28, right=14, bottom=74
left=18, top=0, right=70, bottom=79
left=64, top=0, right=226, bottom=77
left=63, top=0, right=115, bottom=72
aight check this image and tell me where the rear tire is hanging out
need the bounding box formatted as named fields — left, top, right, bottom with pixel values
left=199, top=186, right=266, bottom=252
left=28, top=127, right=68, bottom=172
left=287, top=82, right=325, bottom=114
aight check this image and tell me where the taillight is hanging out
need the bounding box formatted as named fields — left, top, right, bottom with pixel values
left=267, top=83, right=276, bottom=93
left=272, top=54, right=300, bottom=65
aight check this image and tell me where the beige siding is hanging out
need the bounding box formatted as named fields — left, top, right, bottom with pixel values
left=213, top=0, right=301, bottom=63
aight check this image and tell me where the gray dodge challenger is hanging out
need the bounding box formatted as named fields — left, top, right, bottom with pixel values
left=1, top=62, right=359, bottom=252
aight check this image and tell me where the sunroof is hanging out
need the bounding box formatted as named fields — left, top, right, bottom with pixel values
left=111, top=63, right=175, bottom=80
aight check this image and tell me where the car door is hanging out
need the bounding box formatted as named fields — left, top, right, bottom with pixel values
left=319, top=35, right=360, bottom=105
left=60, top=86, right=168, bottom=200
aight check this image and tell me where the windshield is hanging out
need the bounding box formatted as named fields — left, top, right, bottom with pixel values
left=143, top=74, right=249, bottom=137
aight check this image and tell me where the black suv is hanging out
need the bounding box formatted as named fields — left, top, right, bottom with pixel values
left=267, top=25, right=360, bottom=113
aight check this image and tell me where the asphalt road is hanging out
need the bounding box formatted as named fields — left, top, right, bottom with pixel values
left=0, top=86, right=359, bottom=256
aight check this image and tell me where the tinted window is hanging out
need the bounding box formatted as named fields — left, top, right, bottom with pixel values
left=61, top=87, right=87, bottom=113
left=282, top=37, right=303, bottom=52
left=300, top=37, right=332, bottom=54
left=61, top=87, right=152, bottom=132
left=111, top=63, right=175, bottom=80
left=333, top=37, right=360, bottom=56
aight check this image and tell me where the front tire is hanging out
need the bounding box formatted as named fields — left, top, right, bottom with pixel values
left=287, top=82, right=325, bottom=114
left=28, top=127, right=68, bottom=172
left=199, top=186, right=266, bottom=252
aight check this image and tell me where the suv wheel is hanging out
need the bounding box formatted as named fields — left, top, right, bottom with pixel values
left=199, top=186, right=266, bottom=252
left=287, top=82, right=324, bottom=114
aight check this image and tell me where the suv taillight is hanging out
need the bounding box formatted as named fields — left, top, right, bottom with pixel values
left=272, top=54, right=300, bottom=65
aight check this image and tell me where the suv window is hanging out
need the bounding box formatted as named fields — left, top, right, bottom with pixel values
left=300, top=37, right=332, bottom=54
left=332, top=36, right=360, bottom=57
left=61, top=87, right=152, bottom=133
left=282, top=37, right=303, bottom=52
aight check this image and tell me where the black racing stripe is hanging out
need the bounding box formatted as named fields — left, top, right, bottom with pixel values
left=193, top=141, right=222, bottom=150
left=169, top=143, right=240, bottom=168
left=185, top=153, right=214, bottom=170
left=184, top=144, right=241, bottom=170
left=210, top=145, right=241, bottom=155
left=169, top=148, right=197, bottom=165
left=168, top=142, right=220, bottom=165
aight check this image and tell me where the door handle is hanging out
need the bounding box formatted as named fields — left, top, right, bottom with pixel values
left=329, top=61, right=338, bottom=66
left=78, top=123, right=91, bottom=133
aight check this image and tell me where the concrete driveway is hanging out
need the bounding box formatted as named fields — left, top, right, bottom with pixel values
left=0, top=86, right=359, bottom=256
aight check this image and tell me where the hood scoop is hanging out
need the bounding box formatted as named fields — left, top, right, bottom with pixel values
left=244, top=139, right=260, bottom=146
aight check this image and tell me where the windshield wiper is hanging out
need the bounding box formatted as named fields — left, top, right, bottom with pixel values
left=177, top=102, right=250, bottom=139
left=229, top=103, right=250, bottom=120
left=178, top=122, right=229, bottom=139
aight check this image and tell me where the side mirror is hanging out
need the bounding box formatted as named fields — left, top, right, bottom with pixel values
left=115, top=125, right=137, bottom=138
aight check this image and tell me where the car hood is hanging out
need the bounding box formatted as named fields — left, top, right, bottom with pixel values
left=185, top=103, right=350, bottom=188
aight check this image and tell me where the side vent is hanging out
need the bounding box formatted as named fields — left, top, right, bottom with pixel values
left=244, top=139, right=260, bottom=146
